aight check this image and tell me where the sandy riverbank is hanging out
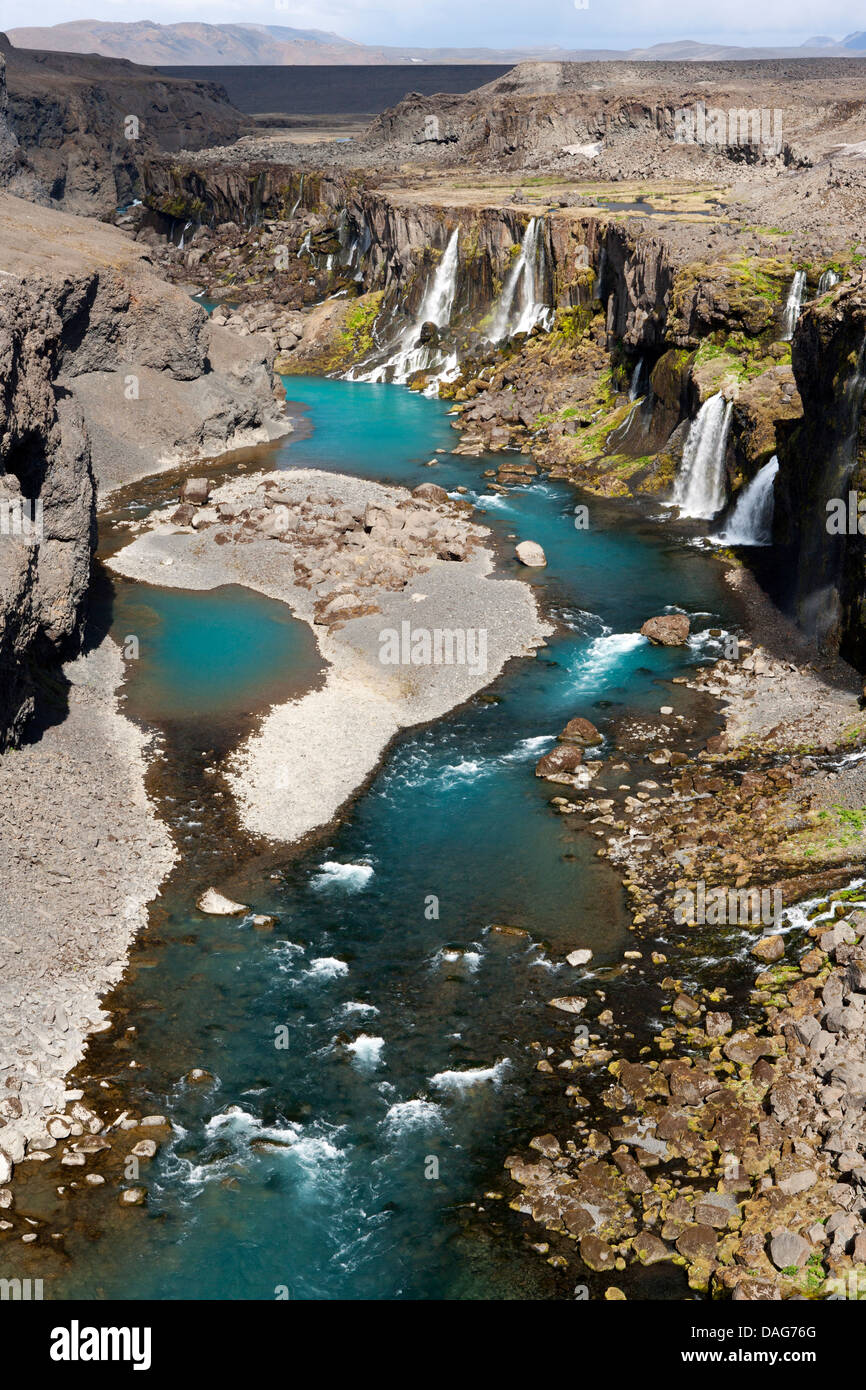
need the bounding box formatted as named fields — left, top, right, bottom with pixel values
left=0, top=638, right=176, bottom=1178
left=107, top=466, right=551, bottom=843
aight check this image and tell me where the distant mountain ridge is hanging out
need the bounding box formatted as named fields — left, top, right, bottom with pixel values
left=8, top=20, right=866, bottom=66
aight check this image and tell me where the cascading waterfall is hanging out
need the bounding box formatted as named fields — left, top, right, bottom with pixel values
left=672, top=393, right=734, bottom=519
left=417, top=227, right=461, bottom=328
left=818, top=269, right=839, bottom=294
left=713, top=456, right=779, bottom=546
left=177, top=219, right=192, bottom=250
left=290, top=173, right=305, bottom=218
left=348, top=227, right=461, bottom=388
left=629, top=357, right=646, bottom=401
left=490, top=218, right=552, bottom=342
left=782, top=270, right=807, bottom=340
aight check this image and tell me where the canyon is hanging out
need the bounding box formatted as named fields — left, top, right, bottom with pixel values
left=1, top=41, right=866, bottom=1305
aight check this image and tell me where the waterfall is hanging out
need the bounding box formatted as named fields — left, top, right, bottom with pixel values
left=713, top=456, right=779, bottom=546
left=629, top=357, right=646, bottom=401
left=672, top=393, right=734, bottom=519
left=348, top=227, right=461, bottom=388
left=417, top=227, right=460, bottom=328
left=818, top=269, right=839, bottom=294
left=490, top=219, right=552, bottom=342
left=177, top=219, right=192, bottom=250
left=290, top=173, right=305, bottom=218
left=782, top=270, right=807, bottom=340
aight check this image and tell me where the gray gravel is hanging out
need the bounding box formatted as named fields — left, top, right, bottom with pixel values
left=0, top=638, right=175, bottom=1173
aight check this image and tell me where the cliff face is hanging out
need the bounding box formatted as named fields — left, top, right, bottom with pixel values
left=776, top=287, right=866, bottom=667
left=139, top=154, right=866, bottom=668
left=0, top=276, right=95, bottom=747
left=0, top=34, right=247, bottom=215
left=0, top=192, right=290, bottom=745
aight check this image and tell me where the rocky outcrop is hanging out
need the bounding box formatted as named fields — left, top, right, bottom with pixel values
left=0, top=191, right=290, bottom=744
left=0, top=33, right=247, bottom=215
left=0, top=276, right=94, bottom=747
left=775, top=283, right=866, bottom=667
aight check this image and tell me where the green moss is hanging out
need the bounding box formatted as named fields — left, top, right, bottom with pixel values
left=693, top=330, right=784, bottom=386
left=336, top=292, right=384, bottom=361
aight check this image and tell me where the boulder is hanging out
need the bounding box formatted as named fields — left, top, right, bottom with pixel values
left=751, top=934, right=785, bottom=963
left=119, top=1187, right=147, bottom=1207
left=558, top=716, right=603, bottom=746
left=640, top=614, right=690, bottom=646
left=768, top=1230, right=811, bottom=1270
left=694, top=1191, right=739, bottom=1229
left=535, top=744, right=584, bottom=779
left=579, top=1233, right=616, bottom=1271
left=412, top=483, right=450, bottom=504
left=197, top=888, right=248, bottom=916
left=180, top=477, right=210, bottom=504
left=548, top=996, right=587, bottom=1014
left=515, top=540, right=547, bottom=567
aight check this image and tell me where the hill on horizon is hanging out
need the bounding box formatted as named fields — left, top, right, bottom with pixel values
left=8, top=19, right=866, bottom=66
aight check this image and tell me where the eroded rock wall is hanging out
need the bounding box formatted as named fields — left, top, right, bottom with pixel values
left=0, top=191, right=290, bottom=745
left=0, top=33, right=247, bottom=215
left=0, top=275, right=95, bottom=747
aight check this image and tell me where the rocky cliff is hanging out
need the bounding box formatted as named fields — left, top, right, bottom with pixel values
left=775, top=284, right=866, bottom=668
left=0, top=275, right=94, bottom=748
left=0, top=33, right=248, bottom=215
left=0, top=192, right=290, bottom=746
left=138, top=152, right=866, bottom=669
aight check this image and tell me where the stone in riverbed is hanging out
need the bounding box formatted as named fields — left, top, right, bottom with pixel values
left=705, top=1011, right=733, bottom=1038
left=131, top=1140, right=158, bottom=1160
left=751, top=934, right=784, bottom=963
left=412, top=483, right=449, bottom=503
left=633, top=1232, right=672, bottom=1265
left=777, top=1167, right=817, bottom=1196
left=0, top=1152, right=12, bottom=1185
left=672, top=992, right=700, bottom=1019
left=535, top=744, right=583, bottom=779
left=566, top=948, right=593, bottom=967
left=579, top=1233, right=616, bottom=1271
left=180, top=477, right=210, bottom=504
left=197, top=888, right=249, bottom=915
left=548, top=996, right=587, bottom=1014
left=515, top=540, right=546, bottom=567
left=733, top=1277, right=781, bottom=1301
left=640, top=614, right=690, bottom=646
left=119, top=1187, right=147, bottom=1207
left=558, top=716, right=603, bottom=746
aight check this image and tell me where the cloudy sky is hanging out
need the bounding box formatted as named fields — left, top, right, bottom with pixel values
left=3, top=0, right=863, bottom=50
